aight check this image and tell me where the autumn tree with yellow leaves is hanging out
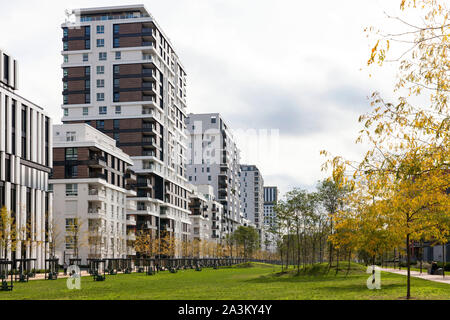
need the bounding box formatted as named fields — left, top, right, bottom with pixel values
left=323, top=0, right=449, bottom=299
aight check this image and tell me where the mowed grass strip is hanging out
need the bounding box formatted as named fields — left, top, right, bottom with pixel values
left=1, top=262, right=450, bottom=300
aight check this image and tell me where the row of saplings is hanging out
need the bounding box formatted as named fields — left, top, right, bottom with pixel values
left=0, top=257, right=276, bottom=290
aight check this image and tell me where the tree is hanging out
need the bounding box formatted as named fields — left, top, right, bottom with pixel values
left=323, top=0, right=450, bottom=299
left=232, top=226, right=260, bottom=259
left=0, top=207, right=16, bottom=260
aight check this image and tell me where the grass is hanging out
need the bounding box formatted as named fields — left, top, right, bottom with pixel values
left=1, top=262, right=450, bottom=300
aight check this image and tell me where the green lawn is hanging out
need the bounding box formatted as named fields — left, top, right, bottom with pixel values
left=1, top=262, right=450, bottom=300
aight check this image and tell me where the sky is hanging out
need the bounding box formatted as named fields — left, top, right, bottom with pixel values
left=0, top=0, right=407, bottom=197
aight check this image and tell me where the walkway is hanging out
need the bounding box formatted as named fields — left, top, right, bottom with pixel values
left=381, top=268, right=450, bottom=285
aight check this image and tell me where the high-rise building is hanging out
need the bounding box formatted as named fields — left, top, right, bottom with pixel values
left=61, top=5, right=191, bottom=248
left=50, top=124, right=136, bottom=264
left=240, top=165, right=264, bottom=244
left=263, top=186, right=278, bottom=228
left=0, top=49, right=53, bottom=269
left=263, top=186, right=278, bottom=251
left=185, top=113, right=242, bottom=237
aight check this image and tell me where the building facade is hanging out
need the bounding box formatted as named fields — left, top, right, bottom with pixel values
left=185, top=113, right=242, bottom=238
left=240, top=165, right=264, bottom=245
left=60, top=5, right=191, bottom=247
left=0, top=49, right=53, bottom=269
left=50, top=124, right=135, bottom=264
left=263, top=186, right=278, bottom=251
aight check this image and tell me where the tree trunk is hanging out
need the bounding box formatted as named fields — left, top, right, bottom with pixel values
left=406, top=234, right=411, bottom=300
left=442, top=243, right=446, bottom=279
left=335, top=249, right=340, bottom=275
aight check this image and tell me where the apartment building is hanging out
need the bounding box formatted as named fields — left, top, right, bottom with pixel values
left=240, top=165, right=264, bottom=245
left=60, top=5, right=191, bottom=247
left=263, top=186, right=278, bottom=228
left=50, top=124, right=136, bottom=264
left=0, top=49, right=53, bottom=269
left=186, top=113, right=242, bottom=237
left=264, top=186, right=278, bottom=251
left=188, top=184, right=224, bottom=243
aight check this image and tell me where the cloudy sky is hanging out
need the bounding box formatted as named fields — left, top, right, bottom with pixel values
left=0, top=0, right=406, bottom=196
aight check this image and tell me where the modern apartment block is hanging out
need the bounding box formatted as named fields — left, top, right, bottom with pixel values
left=188, top=184, right=224, bottom=243
left=263, top=186, right=278, bottom=228
left=264, top=186, right=278, bottom=251
left=186, top=113, right=242, bottom=237
left=50, top=124, right=136, bottom=264
left=0, top=49, right=53, bottom=269
left=60, top=5, right=191, bottom=248
left=240, top=165, right=264, bottom=244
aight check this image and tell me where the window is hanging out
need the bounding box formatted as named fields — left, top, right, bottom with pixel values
left=63, top=95, right=68, bottom=105
left=83, top=107, right=89, bottom=116
left=65, top=148, right=78, bottom=160
left=82, top=54, right=88, bottom=62
left=99, top=52, right=107, bottom=61
left=211, top=117, right=217, bottom=124
left=65, top=184, right=78, bottom=196
left=63, top=68, right=68, bottom=77
left=114, top=133, right=120, bottom=143
left=85, top=80, right=90, bottom=90
left=113, top=25, right=120, bottom=34
left=99, top=106, right=107, bottom=115
left=66, top=131, right=76, bottom=141
left=96, top=120, right=105, bottom=129
left=113, top=38, right=120, bottom=48
left=97, top=79, right=104, bottom=88
left=113, top=65, right=120, bottom=74
left=113, top=79, right=120, bottom=88
left=85, top=40, right=90, bottom=50
left=115, top=51, right=121, bottom=60
left=113, top=119, right=120, bottom=129
left=65, top=165, right=78, bottom=178
left=97, top=39, right=105, bottom=47
left=63, top=42, right=68, bottom=51
left=114, top=93, right=120, bottom=102
left=115, top=106, right=121, bottom=114
left=64, top=109, right=69, bottom=117
left=97, top=93, right=105, bottom=101
left=63, top=28, right=68, bottom=37
left=63, top=82, right=68, bottom=90
left=96, top=25, right=104, bottom=34
left=96, top=66, right=104, bottom=74
left=85, top=26, right=91, bottom=36
left=64, top=55, right=68, bottom=63
left=85, top=94, right=91, bottom=104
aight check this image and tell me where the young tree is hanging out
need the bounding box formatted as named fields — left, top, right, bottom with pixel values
left=232, top=226, right=260, bottom=259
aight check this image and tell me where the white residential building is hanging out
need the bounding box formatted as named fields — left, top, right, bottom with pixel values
left=186, top=113, right=243, bottom=237
left=50, top=124, right=136, bottom=264
left=60, top=5, right=191, bottom=247
left=0, top=49, right=53, bottom=269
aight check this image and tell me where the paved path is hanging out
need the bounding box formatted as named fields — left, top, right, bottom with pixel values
left=381, top=268, right=450, bottom=285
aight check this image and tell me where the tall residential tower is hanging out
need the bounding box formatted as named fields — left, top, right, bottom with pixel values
left=61, top=5, right=191, bottom=247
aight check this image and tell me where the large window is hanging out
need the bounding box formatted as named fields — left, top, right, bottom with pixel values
left=65, top=148, right=78, bottom=160
left=65, top=184, right=78, bottom=196
left=65, top=165, right=78, bottom=178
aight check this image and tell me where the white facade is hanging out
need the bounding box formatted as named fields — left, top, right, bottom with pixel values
left=0, top=49, right=53, bottom=269
left=50, top=124, right=135, bottom=264
left=186, top=113, right=243, bottom=237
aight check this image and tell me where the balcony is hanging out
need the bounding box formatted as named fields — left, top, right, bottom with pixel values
left=142, top=137, right=155, bottom=145
left=87, top=155, right=106, bottom=168
left=89, top=172, right=107, bottom=180
left=88, top=208, right=105, bottom=216
left=124, top=172, right=137, bottom=182
left=136, top=179, right=152, bottom=188
left=127, top=201, right=137, bottom=211
left=142, top=95, right=155, bottom=103
left=137, top=191, right=152, bottom=198
left=142, top=41, right=154, bottom=47
left=142, top=150, right=156, bottom=157
left=126, top=217, right=137, bottom=226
